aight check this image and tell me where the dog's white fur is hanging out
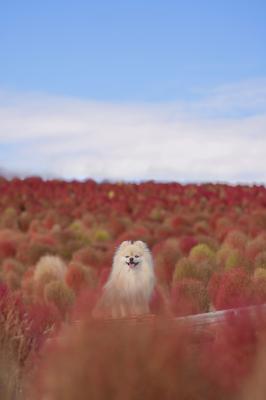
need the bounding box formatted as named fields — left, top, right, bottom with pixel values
left=94, top=240, right=155, bottom=318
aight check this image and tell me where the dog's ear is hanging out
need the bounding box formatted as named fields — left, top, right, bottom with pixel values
left=119, top=240, right=131, bottom=249
left=134, top=240, right=148, bottom=250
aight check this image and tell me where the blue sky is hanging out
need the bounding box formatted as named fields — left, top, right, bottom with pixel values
left=0, top=1, right=266, bottom=182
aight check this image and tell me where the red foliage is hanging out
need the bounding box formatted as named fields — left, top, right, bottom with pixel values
left=115, top=225, right=152, bottom=247
left=153, top=238, right=181, bottom=285
left=200, top=310, right=261, bottom=392
left=65, top=262, right=97, bottom=294
left=0, top=230, right=18, bottom=259
left=213, top=268, right=252, bottom=310
left=25, top=303, right=62, bottom=349
left=208, top=272, right=223, bottom=306
left=179, top=235, right=198, bottom=255
left=70, top=288, right=100, bottom=320
left=72, top=246, right=101, bottom=268
left=98, top=267, right=111, bottom=287
left=245, top=236, right=266, bottom=262
left=25, top=318, right=215, bottom=400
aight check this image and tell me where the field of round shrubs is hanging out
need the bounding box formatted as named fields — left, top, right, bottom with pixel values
left=1, top=176, right=266, bottom=399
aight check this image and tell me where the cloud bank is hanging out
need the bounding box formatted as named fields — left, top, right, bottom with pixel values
left=0, top=78, right=266, bottom=183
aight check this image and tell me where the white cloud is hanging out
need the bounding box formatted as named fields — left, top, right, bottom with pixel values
left=0, top=78, right=266, bottom=183
left=192, top=78, right=266, bottom=116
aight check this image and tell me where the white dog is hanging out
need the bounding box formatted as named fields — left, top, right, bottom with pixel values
left=94, top=240, right=155, bottom=318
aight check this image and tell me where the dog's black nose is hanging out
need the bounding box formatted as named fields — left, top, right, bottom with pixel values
left=129, top=257, right=134, bottom=263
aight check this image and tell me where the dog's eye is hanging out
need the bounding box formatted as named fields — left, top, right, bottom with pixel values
left=135, top=255, right=139, bottom=258
left=125, top=256, right=129, bottom=258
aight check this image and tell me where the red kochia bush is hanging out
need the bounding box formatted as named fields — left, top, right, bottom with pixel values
left=224, top=230, right=248, bottom=251
left=0, top=284, right=36, bottom=365
left=25, top=303, right=62, bottom=350
left=178, top=235, right=198, bottom=255
left=65, top=262, right=97, bottom=294
left=0, top=229, right=19, bottom=260
left=27, top=314, right=266, bottom=400
left=26, top=317, right=212, bottom=400
left=152, top=238, right=181, bottom=286
left=115, top=225, right=152, bottom=247
left=210, top=268, right=252, bottom=310
left=72, top=246, right=101, bottom=268
left=245, top=236, right=266, bottom=263
left=200, top=310, right=262, bottom=392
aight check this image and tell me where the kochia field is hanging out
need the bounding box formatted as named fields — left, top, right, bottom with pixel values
left=1, top=176, right=266, bottom=400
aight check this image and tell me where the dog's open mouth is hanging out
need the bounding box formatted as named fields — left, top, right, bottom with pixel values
left=126, top=261, right=139, bottom=268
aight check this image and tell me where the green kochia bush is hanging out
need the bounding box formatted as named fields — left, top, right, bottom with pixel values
left=216, top=245, right=246, bottom=271
left=93, top=228, right=111, bottom=242
left=189, top=244, right=215, bottom=264
left=224, top=249, right=246, bottom=270
left=172, top=258, right=197, bottom=283
left=187, top=244, right=216, bottom=284
left=44, top=281, right=75, bottom=316
left=173, top=257, right=213, bottom=285
left=171, top=278, right=209, bottom=316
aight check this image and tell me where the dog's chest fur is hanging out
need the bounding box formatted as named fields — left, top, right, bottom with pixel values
left=103, top=262, right=155, bottom=317
left=111, top=265, right=154, bottom=301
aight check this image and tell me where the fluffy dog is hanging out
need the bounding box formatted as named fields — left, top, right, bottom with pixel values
left=94, top=240, right=155, bottom=318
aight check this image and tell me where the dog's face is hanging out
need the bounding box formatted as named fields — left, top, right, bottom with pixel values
left=116, top=240, right=150, bottom=270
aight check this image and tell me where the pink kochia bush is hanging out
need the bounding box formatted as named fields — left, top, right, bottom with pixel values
left=200, top=309, right=263, bottom=392
left=208, top=268, right=252, bottom=310
left=28, top=318, right=202, bottom=399
left=26, top=313, right=266, bottom=400
left=0, top=229, right=19, bottom=260
left=152, top=238, right=181, bottom=286
left=65, top=261, right=97, bottom=294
